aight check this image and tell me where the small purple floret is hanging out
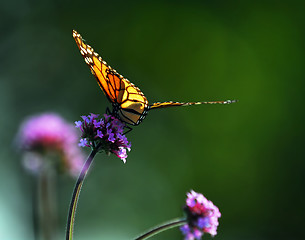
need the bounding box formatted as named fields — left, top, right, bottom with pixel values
left=75, top=121, right=82, bottom=128
left=180, top=190, right=221, bottom=240
left=78, top=138, right=88, bottom=147
left=97, top=130, right=104, bottom=138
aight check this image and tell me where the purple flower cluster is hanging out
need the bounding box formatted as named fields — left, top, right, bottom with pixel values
left=17, top=113, right=85, bottom=177
left=180, top=190, right=221, bottom=240
left=75, top=113, right=131, bottom=163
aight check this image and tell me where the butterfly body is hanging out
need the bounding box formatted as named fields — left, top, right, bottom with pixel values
left=73, top=30, right=236, bottom=126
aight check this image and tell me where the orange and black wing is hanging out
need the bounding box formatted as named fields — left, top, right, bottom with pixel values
left=72, top=30, right=149, bottom=125
left=150, top=99, right=237, bottom=109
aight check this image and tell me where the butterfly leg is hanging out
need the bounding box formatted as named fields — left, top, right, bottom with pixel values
left=105, top=107, right=112, bottom=115
left=124, top=125, right=133, bottom=135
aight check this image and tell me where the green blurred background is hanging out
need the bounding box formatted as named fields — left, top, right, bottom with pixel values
left=1, top=0, right=305, bottom=239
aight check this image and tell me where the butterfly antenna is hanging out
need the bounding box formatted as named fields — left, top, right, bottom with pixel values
left=150, top=99, right=238, bottom=109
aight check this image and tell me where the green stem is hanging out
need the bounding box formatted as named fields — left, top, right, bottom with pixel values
left=134, top=218, right=187, bottom=240
left=32, top=175, right=39, bottom=240
left=40, top=166, right=57, bottom=240
left=31, top=162, right=58, bottom=240
left=65, top=148, right=99, bottom=240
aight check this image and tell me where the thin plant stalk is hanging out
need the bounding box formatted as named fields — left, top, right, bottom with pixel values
left=40, top=171, right=50, bottom=240
left=32, top=175, right=39, bottom=240
left=66, top=147, right=99, bottom=240
left=134, top=218, right=187, bottom=240
left=32, top=163, right=58, bottom=240
left=39, top=166, right=57, bottom=240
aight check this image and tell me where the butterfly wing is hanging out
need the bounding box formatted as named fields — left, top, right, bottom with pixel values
left=72, top=30, right=149, bottom=125
left=150, top=100, right=237, bottom=109
left=111, top=72, right=150, bottom=125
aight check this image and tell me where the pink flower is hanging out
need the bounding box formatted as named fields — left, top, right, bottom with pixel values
left=180, top=190, right=221, bottom=240
left=16, top=113, right=85, bottom=177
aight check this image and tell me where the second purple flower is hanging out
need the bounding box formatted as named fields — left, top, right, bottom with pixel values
left=180, top=190, right=221, bottom=240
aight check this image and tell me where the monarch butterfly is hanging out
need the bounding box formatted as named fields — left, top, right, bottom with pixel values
left=73, top=30, right=236, bottom=126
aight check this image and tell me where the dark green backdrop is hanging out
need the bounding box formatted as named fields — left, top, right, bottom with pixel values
left=1, top=0, right=305, bottom=239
